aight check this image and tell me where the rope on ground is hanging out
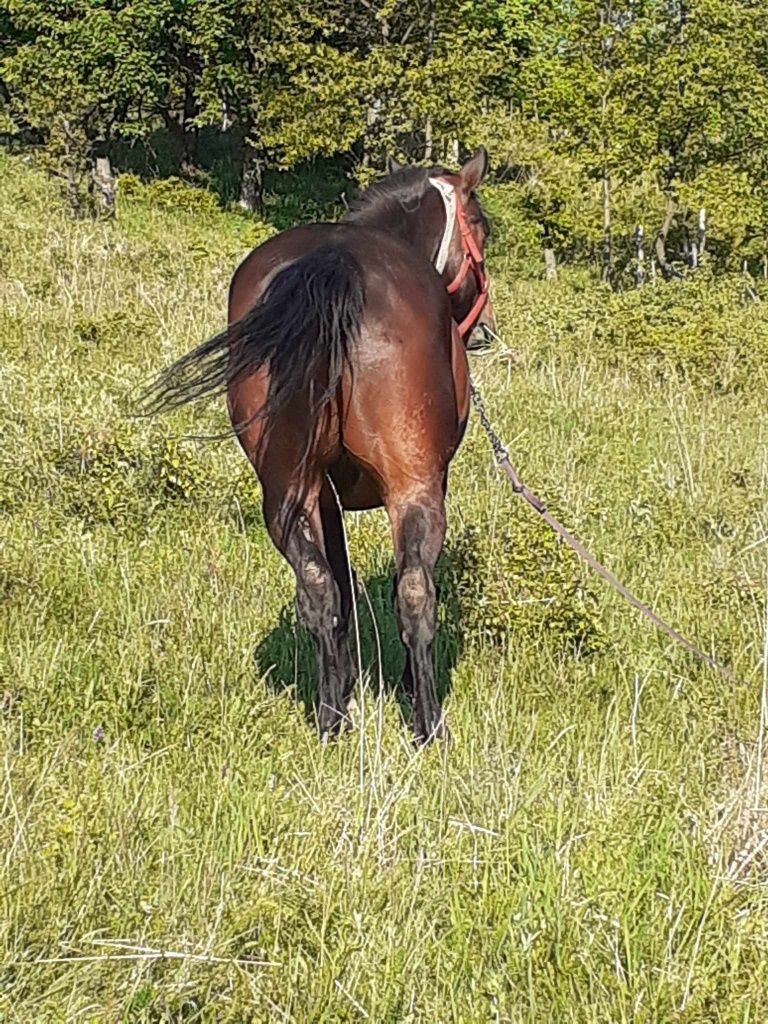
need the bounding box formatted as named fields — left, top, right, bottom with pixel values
left=469, top=373, right=736, bottom=684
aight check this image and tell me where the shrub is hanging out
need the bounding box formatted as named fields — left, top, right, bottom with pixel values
left=493, top=273, right=768, bottom=392
left=117, top=174, right=222, bottom=216
left=439, top=518, right=607, bottom=659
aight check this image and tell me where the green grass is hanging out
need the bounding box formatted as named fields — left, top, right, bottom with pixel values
left=2, top=151, right=768, bottom=1021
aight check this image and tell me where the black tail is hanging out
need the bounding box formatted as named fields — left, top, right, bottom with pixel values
left=141, top=245, right=364, bottom=441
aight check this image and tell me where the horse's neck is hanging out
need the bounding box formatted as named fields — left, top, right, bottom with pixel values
left=353, top=201, right=439, bottom=266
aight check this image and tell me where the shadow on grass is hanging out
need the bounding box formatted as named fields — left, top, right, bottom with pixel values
left=253, top=542, right=470, bottom=729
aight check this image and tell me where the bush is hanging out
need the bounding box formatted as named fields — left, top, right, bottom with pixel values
left=493, top=273, right=768, bottom=392
left=439, top=519, right=607, bottom=659
left=117, top=174, right=222, bottom=216
left=482, top=182, right=544, bottom=276
left=52, top=429, right=215, bottom=525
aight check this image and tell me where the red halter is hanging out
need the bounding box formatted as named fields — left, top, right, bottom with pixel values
left=433, top=176, right=490, bottom=338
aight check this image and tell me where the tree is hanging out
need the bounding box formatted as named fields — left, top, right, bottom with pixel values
left=190, top=0, right=371, bottom=209
left=0, top=0, right=169, bottom=213
left=2, top=0, right=767, bottom=274
left=513, top=0, right=658, bottom=280
left=633, top=0, right=768, bottom=277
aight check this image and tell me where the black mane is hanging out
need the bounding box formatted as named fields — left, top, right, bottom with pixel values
left=342, top=165, right=450, bottom=226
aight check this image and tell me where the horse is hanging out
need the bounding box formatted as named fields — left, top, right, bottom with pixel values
left=143, top=147, right=494, bottom=743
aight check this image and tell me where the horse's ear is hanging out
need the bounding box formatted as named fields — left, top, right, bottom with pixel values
left=386, top=155, right=404, bottom=175
left=459, top=146, right=489, bottom=190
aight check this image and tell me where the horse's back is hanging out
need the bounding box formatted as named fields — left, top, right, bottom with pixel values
left=229, top=222, right=446, bottom=335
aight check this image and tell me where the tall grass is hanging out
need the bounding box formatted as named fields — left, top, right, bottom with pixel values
left=2, top=152, right=768, bottom=1021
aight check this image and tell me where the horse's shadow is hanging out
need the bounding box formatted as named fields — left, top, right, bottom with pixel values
left=254, top=541, right=470, bottom=724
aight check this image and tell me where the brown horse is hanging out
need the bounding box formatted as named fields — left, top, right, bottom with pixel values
left=144, top=147, right=493, bottom=742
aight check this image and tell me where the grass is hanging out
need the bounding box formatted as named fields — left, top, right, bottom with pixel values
left=2, top=150, right=768, bottom=1021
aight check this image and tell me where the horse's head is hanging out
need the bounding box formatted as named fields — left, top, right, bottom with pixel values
left=387, top=147, right=494, bottom=345
left=430, top=147, right=494, bottom=344
left=348, top=149, right=494, bottom=343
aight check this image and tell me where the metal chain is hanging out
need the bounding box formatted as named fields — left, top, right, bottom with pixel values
left=469, top=377, right=509, bottom=463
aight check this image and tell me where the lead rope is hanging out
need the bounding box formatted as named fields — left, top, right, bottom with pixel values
left=469, top=377, right=736, bottom=683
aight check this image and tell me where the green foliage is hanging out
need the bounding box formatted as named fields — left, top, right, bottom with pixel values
left=1, top=0, right=170, bottom=211
left=116, top=173, right=222, bottom=216
left=678, top=167, right=768, bottom=267
left=492, top=270, right=768, bottom=391
left=54, top=430, right=217, bottom=524
left=3, top=0, right=768, bottom=276
left=480, top=180, right=544, bottom=274
left=440, top=521, right=607, bottom=656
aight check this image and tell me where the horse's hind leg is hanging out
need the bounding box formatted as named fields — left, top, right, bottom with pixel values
left=387, top=487, right=447, bottom=744
left=318, top=479, right=356, bottom=703
left=264, top=483, right=352, bottom=737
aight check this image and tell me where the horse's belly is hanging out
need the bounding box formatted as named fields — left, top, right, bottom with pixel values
left=329, top=455, right=384, bottom=511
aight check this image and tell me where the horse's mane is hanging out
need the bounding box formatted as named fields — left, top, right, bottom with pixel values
left=341, top=165, right=450, bottom=226
left=342, top=164, right=490, bottom=241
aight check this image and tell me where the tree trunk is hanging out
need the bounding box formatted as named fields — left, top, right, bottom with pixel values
left=543, top=247, right=557, bottom=281
left=239, top=143, right=263, bottom=213
left=64, top=162, right=83, bottom=217
left=361, top=100, right=382, bottom=170
left=634, top=225, right=645, bottom=287
left=162, top=109, right=184, bottom=169
left=93, top=156, right=116, bottom=218
left=58, top=118, right=86, bottom=218
left=424, top=116, right=433, bottom=162
left=601, top=167, right=611, bottom=283
left=742, top=260, right=760, bottom=303
left=741, top=260, right=761, bottom=299
left=655, top=194, right=683, bottom=280
left=698, top=207, right=706, bottom=257
left=423, top=0, right=435, bottom=162
left=598, top=3, right=612, bottom=285
left=181, top=80, right=198, bottom=174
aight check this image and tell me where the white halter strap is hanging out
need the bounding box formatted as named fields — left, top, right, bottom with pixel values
left=428, top=176, right=457, bottom=274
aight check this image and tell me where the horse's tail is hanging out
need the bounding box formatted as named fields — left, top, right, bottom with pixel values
left=141, top=245, right=364, bottom=437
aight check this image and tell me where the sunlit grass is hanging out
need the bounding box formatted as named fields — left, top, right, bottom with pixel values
left=2, top=152, right=768, bottom=1021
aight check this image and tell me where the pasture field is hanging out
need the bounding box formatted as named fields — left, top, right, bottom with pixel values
left=3, top=152, right=768, bottom=1022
